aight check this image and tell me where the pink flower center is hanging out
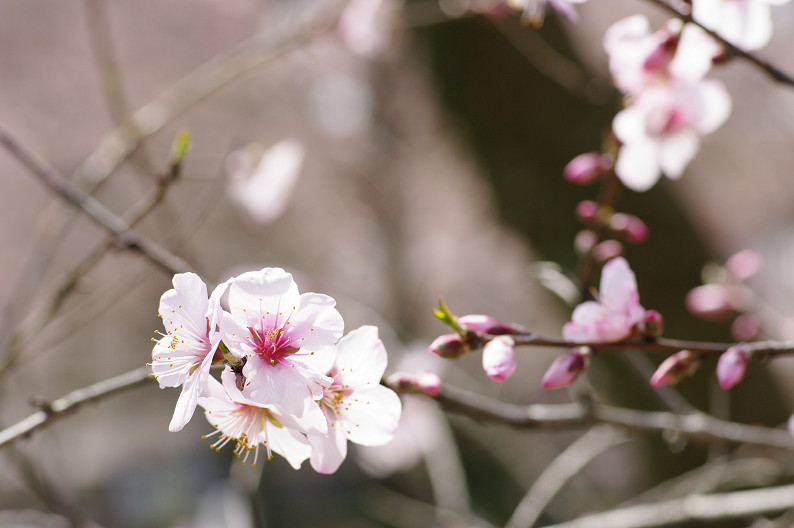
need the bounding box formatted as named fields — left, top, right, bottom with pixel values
left=248, top=325, right=300, bottom=366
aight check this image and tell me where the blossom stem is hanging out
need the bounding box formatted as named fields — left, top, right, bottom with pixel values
left=642, top=0, right=794, bottom=87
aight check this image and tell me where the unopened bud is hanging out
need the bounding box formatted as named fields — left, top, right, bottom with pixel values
left=458, top=314, right=525, bottom=335
left=541, top=346, right=592, bottom=389
left=643, top=310, right=664, bottom=338
left=609, top=213, right=649, bottom=244
left=685, top=284, right=742, bottom=321
left=593, top=240, right=624, bottom=263
left=563, top=152, right=610, bottom=185
left=428, top=333, right=468, bottom=359
left=650, top=350, right=700, bottom=387
left=716, top=345, right=752, bottom=390
left=725, top=249, right=763, bottom=282
left=575, top=200, right=599, bottom=225
left=482, top=336, right=517, bottom=383
left=415, top=371, right=442, bottom=396
left=386, top=371, right=442, bottom=397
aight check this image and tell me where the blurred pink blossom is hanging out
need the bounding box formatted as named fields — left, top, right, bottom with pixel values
left=563, top=257, right=646, bottom=343
left=226, top=139, right=305, bottom=224
left=613, top=79, right=731, bottom=191
left=725, top=249, right=763, bottom=282
left=338, top=0, right=398, bottom=58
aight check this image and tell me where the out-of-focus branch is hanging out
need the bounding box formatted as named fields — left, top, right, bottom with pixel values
left=0, top=138, right=186, bottom=375
left=644, top=0, right=794, bottom=87
left=505, top=426, right=629, bottom=528
left=0, top=366, right=153, bottom=449
left=538, top=482, right=794, bottom=528
left=72, top=0, right=345, bottom=194
left=0, top=127, right=193, bottom=276
left=391, top=383, right=794, bottom=450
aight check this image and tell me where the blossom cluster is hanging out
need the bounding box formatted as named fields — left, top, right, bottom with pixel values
left=150, top=269, right=401, bottom=473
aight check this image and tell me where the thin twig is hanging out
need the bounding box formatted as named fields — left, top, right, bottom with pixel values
left=0, top=153, right=182, bottom=375
left=0, top=127, right=193, bottom=276
left=537, top=482, right=794, bottom=528
left=400, top=383, right=794, bottom=450
left=72, top=0, right=345, bottom=194
left=0, top=367, right=153, bottom=449
left=508, top=332, right=794, bottom=358
left=644, top=0, right=794, bottom=87
left=504, top=426, right=630, bottom=528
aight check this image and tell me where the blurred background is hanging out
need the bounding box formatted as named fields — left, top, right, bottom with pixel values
left=2, top=0, right=794, bottom=526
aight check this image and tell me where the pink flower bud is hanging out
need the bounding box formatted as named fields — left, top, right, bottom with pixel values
left=643, top=310, right=664, bottom=338
left=415, top=371, right=442, bottom=396
left=716, top=346, right=751, bottom=390
left=563, top=152, right=610, bottom=185
left=386, top=371, right=442, bottom=396
left=650, top=350, right=700, bottom=387
left=731, top=313, right=761, bottom=341
left=575, top=200, right=599, bottom=225
left=685, top=284, right=741, bottom=321
left=593, top=240, right=624, bottom=263
left=458, top=314, right=523, bottom=335
left=541, top=347, right=592, bottom=389
left=609, top=213, right=649, bottom=244
left=428, top=333, right=468, bottom=359
left=482, top=336, right=517, bottom=383
left=725, top=249, right=763, bottom=282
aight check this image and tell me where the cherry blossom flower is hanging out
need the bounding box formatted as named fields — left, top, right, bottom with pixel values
left=604, top=16, right=719, bottom=96
left=225, top=139, right=305, bottom=225
left=198, top=376, right=315, bottom=469
left=613, top=79, right=731, bottom=191
left=506, top=0, right=587, bottom=27
left=220, top=268, right=344, bottom=417
left=308, top=326, right=402, bottom=474
left=692, top=0, right=790, bottom=51
left=563, top=257, right=646, bottom=343
left=482, top=336, right=517, bottom=383
left=150, top=273, right=233, bottom=432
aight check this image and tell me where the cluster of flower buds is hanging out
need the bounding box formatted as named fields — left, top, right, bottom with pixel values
left=686, top=249, right=763, bottom=341
left=150, top=269, right=401, bottom=474
left=428, top=306, right=526, bottom=383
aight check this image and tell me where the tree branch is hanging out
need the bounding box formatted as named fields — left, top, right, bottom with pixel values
left=644, top=0, right=794, bottom=87
left=0, top=127, right=193, bottom=276
left=0, top=366, right=153, bottom=449
left=404, top=383, right=794, bottom=450
left=538, top=482, right=794, bottom=528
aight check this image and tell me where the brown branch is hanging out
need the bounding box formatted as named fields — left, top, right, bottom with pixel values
left=506, top=332, right=794, bottom=358
left=408, top=383, right=794, bottom=450
left=0, top=127, right=193, bottom=276
left=0, top=366, right=153, bottom=449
